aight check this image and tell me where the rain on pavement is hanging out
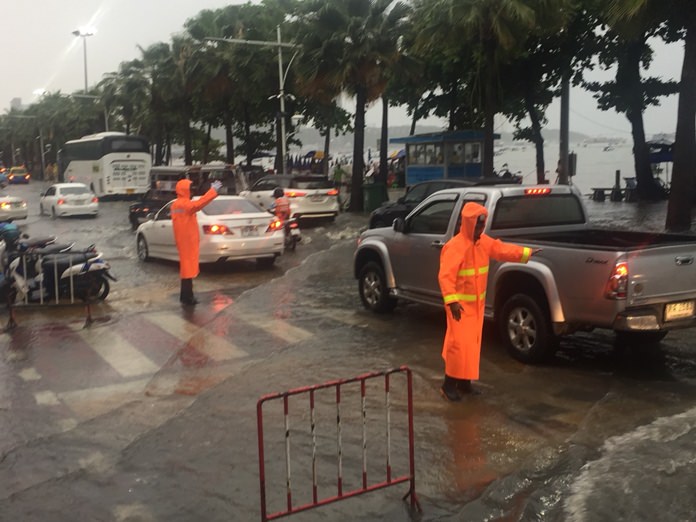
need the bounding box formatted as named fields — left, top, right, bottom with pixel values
left=1, top=182, right=696, bottom=521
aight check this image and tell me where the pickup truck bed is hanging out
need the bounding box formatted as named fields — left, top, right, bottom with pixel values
left=498, top=229, right=696, bottom=249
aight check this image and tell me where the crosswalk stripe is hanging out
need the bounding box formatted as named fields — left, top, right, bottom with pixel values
left=76, top=328, right=160, bottom=378
left=238, top=314, right=313, bottom=344
left=313, top=307, right=371, bottom=327
left=19, top=368, right=41, bottom=381
left=146, top=312, right=247, bottom=362
left=34, top=390, right=60, bottom=406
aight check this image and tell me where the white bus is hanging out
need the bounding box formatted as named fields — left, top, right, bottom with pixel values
left=58, top=132, right=151, bottom=197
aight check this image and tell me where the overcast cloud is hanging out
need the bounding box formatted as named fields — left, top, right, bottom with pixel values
left=3, top=0, right=685, bottom=139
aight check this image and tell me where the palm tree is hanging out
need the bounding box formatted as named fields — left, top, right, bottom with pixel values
left=294, top=0, right=409, bottom=212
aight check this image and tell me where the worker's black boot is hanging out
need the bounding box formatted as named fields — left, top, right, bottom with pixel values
left=457, top=379, right=482, bottom=395
left=180, top=278, right=197, bottom=306
left=440, top=375, right=462, bottom=402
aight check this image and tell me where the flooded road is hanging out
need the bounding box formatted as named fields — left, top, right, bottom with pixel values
left=1, top=184, right=696, bottom=520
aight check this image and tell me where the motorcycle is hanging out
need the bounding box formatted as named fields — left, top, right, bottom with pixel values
left=284, top=217, right=301, bottom=252
left=0, top=223, right=116, bottom=304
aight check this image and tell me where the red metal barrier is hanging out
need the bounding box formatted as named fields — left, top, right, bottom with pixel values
left=257, top=365, right=421, bottom=521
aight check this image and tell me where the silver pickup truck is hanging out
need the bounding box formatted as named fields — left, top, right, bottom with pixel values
left=353, top=184, right=696, bottom=363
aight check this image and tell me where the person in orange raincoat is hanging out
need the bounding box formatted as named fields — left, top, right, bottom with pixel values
left=171, top=177, right=222, bottom=305
left=438, top=202, right=539, bottom=401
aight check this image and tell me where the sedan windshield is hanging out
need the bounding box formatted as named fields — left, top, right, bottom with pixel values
left=202, top=199, right=264, bottom=215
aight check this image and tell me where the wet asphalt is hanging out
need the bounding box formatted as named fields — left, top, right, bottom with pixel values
left=1, top=186, right=696, bottom=521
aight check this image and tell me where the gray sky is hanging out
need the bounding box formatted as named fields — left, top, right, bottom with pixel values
left=3, top=0, right=684, bottom=138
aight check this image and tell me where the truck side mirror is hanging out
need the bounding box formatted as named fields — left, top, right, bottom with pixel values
left=393, top=218, right=406, bottom=233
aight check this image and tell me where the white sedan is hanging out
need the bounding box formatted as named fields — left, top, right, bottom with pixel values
left=0, top=192, right=28, bottom=222
left=135, top=196, right=285, bottom=267
left=39, top=183, right=99, bottom=218
left=239, top=174, right=339, bottom=220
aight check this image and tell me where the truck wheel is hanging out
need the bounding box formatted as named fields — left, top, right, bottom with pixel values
left=359, top=261, right=397, bottom=313
left=615, top=331, right=667, bottom=346
left=498, top=293, right=557, bottom=363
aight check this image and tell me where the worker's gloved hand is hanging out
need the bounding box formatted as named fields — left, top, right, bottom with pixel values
left=448, top=302, right=462, bottom=321
left=210, top=180, right=223, bottom=192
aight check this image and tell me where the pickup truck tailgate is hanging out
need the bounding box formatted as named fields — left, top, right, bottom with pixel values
left=628, top=246, right=696, bottom=305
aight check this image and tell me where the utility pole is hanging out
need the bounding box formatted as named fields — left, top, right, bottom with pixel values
left=206, top=29, right=298, bottom=174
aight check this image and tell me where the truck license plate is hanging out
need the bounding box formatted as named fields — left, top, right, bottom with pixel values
left=665, top=300, right=695, bottom=321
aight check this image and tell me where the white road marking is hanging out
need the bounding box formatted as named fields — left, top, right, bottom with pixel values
left=18, top=367, right=41, bottom=381
left=146, top=312, right=247, bottom=361
left=237, top=313, right=313, bottom=344
left=77, top=328, right=159, bottom=378
left=114, top=503, right=156, bottom=522
left=34, top=390, right=60, bottom=406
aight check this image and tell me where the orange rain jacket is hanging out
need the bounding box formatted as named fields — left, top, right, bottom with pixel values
left=171, top=179, right=218, bottom=279
left=438, top=202, right=532, bottom=380
left=273, top=196, right=291, bottom=221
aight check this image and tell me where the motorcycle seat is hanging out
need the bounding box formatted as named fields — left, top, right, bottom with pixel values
left=41, top=251, right=99, bottom=270
left=19, top=237, right=57, bottom=250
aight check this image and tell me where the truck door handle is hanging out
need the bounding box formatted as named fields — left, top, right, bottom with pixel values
left=675, top=256, right=694, bottom=266
left=431, top=240, right=445, bottom=248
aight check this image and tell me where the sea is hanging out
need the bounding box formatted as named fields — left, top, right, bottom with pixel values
left=494, top=138, right=672, bottom=195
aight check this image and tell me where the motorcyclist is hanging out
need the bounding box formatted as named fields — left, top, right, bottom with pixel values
left=271, top=187, right=291, bottom=222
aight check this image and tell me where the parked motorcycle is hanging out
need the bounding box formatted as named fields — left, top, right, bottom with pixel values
left=284, top=217, right=301, bottom=252
left=0, top=222, right=115, bottom=304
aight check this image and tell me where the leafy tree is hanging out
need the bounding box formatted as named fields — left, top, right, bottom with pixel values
left=586, top=0, right=677, bottom=201
left=293, top=0, right=410, bottom=211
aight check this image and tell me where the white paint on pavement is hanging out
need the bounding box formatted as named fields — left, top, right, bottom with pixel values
left=77, top=328, right=159, bottom=378
left=146, top=312, right=247, bottom=361
left=34, top=390, right=61, bottom=406
left=19, top=367, right=41, bottom=381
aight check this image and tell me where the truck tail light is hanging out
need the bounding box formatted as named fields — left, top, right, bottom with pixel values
left=326, top=188, right=338, bottom=196
left=286, top=190, right=307, bottom=198
left=605, top=261, right=628, bottom=299
left=524, top=188, right=551, bottom=195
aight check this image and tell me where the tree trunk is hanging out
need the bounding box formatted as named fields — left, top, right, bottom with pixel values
left=483, top=42, right=496, bottom=178
left=619, top=40, right=662, bottom=201
left=524, top=93, right=546, bottom=183
left=225, top=120, right=234, bottom=165
left=666, top=21, right=696, bottom=231
left=378, top=96, right=389, bottom=185
left=183, top=111, right=193, bottom=166
left=323, top=126, right=331, bottom=176
left=350, top=86, right=367, bottom=212
left=203, top=123, right=212, bottom=164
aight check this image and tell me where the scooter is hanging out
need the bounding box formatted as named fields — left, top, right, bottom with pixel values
left=7, top=245, right=116, bottom=304
left=284, top=217, right=301, bottom=252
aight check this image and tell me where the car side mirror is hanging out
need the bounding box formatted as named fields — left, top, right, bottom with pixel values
left=393, top=217, right=406, bottom=233
left=40, top=192, right=45, bottom=197
left=397, top=196, right=405, bottom=204
left=145, top=212, right=154, bottom=221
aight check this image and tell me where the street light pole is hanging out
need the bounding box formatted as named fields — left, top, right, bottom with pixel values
left=72, top=28, right=95, bottom=94
left=277, top=26, right=288, bottom=176
left=206, top=29, right=297, bottom=174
